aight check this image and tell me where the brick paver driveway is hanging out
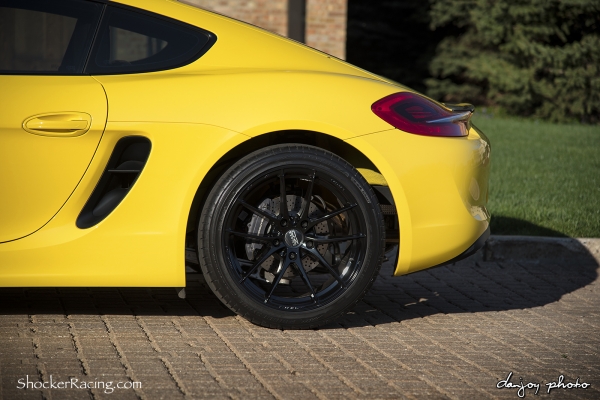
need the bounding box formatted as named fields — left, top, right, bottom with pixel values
left=1, top=238, right=599, bottom=399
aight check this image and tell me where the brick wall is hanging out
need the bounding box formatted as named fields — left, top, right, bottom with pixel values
left=305, top=0, right=347, bottom=59
left=180, top=0, right=347, bottom=59
left=181, top=0, right=288, bottom=37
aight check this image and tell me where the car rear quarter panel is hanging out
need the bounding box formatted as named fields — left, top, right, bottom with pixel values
left=92, top=71, right=393, bottom=139
left=348, top=127, right=490, bottom=275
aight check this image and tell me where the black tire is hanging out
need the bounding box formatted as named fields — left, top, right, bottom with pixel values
left=198, top=144, right=385, bottom=329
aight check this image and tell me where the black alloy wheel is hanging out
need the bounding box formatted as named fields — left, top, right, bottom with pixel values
left=198, top=144, right=385, bottom=329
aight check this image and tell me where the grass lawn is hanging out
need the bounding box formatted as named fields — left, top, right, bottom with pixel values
left=472, top=115, right=600, bottom=238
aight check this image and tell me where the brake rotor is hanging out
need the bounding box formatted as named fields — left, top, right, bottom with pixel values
left=245, top=195, right=329, bottom=278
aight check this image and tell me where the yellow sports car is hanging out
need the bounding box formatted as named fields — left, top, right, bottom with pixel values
left=0, top=0, right=490, bottom=329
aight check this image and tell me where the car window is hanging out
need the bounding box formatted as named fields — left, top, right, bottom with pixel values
left=86, top=5, right=215, bottom=74
left=0, top=0, right=102, bottom=74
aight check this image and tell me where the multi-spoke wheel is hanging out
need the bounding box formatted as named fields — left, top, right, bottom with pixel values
left=198, top=144, right=385, bottom=329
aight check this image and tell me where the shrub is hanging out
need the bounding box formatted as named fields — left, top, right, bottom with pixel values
left=426, top=0, right=600, bottom=123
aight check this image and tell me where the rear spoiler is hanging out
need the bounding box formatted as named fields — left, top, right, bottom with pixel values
left=439, top=103, right=475, bottom=131
left=444, top=103, right=475, bottom=113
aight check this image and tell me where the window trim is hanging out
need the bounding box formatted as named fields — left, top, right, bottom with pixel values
left=84, top=2, right=217, bottom=76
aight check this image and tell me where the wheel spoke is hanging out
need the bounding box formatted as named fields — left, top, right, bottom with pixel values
left=236, top=258, right=254, bottom=267
left=265, top=258, right=292, bottom=303
left=305, top=234, right=365, bottom=243
left=220, top=160, right=371, bottom=313
left=303, top=247, right=344, bottom=287
left=307, top=203, right=357, bottom=229
left=226, top=229, right=275, bottom=243
left=300, top=170, right=316, bottom=219
left=278, top=170, right=290, bottom=220
left=239, top=244, right=284, bottom=283
left=239, top=200, right=279, bottom=224
left=336, top=243, right=353, bottom=268
left=292, top=258, right=317, bottom=303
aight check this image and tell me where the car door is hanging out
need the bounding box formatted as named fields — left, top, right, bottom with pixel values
left=0, top=0, right=106, bottom=242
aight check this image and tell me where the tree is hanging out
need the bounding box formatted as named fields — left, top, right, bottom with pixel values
left=426, top=0, right=600, bottom=122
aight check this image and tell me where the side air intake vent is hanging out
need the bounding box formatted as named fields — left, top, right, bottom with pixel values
left=77, top=136, right=151, bottom=229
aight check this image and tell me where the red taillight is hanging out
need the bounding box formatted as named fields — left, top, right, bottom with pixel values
left=371, top=92, right=471, bottom=137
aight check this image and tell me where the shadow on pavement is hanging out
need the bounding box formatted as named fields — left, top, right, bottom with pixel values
left=0, top=274, right=235, bottom=319
left=1, top=226, right=598, bottom=327
left=490, top=216, right=569, bottom=237
left=341, top=233, right=599, bottom=328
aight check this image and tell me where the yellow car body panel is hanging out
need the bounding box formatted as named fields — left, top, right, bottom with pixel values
left=0, top=0, right=490, bottom=288
left=347, top=127, right=490, bottom=275
left=0, top=122, right=247, bottom=286
left=94, top=72, right=394, bottom=139
left=0, top=76, right=107, bottom=243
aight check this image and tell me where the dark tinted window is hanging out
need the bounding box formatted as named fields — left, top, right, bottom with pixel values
left=0, top=0, right=101, bottom=74
left=87, top=5, right=214, bottom=74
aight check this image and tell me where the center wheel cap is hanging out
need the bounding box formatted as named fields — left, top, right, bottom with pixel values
left=284, top=229, right=304, bottom=248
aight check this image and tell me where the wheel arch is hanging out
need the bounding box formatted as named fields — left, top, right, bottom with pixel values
left=185, top=130, right=398, bottom=246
